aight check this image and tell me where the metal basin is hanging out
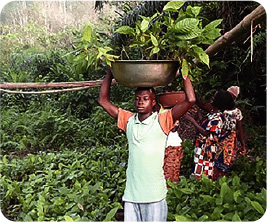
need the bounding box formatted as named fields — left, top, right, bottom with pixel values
left=111, top=60, right=179, bottom=87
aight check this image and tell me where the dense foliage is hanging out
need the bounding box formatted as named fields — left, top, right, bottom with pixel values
left=1, top=148, right=127, bottom=221
left=0, top=1, right=266, bottom=221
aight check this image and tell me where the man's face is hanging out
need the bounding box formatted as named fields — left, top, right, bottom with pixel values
left=134, top=90, right=156, bottom=114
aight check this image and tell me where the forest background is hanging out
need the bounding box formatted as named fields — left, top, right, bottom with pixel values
left=0, top=1, right=266, bottom=221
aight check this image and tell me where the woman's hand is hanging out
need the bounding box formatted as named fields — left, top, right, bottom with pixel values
left=183, top=112, right=194, bottom=122
left=240, top=146, right=247, bottom=155
left=184, top=112, right=209, bottom=136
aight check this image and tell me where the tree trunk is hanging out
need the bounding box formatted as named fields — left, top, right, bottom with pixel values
left=205, top=5, right=266, bottom=57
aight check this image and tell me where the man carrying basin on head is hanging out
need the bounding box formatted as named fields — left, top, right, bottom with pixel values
left=98, top=67, right=195, bottom=222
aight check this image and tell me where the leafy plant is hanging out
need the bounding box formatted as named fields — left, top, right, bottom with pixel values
left=167, top=175, right=266, bottom=221
left=70, top=25, right=119, bottom=71
left=0, top=148, right=127, bottom=221
left=115, top=1, right=222, bottom=79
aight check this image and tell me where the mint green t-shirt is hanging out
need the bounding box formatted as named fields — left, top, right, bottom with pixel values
left=117, top=109, right=174, bottom=203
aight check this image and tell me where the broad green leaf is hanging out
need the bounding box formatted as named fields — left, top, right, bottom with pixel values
left=81, top=25, right=92, bottom=43
left=106, top=60, right=111, bottom=67
left=163, top=1, right=185, bottom=12
left=203, top=29, right=221, bottom=40
left=105, top=54, right=119, bottom=62
left=64, top=215, right=74, bottom=221
left=233, top=175, right=240, bottom=187
left=202, top=19, right=222, bottom=40
left=98, top=47, right=110, bottom=54
left=129, top=44, right=138, bottom=48
left=200, top=194, right=214, bottom=203
left=234, top=190, right=241, bottom=203
left=191, top=6, right=201, bottom=17
left=212, top=206, right=224, bottom=220
left=150, top=34, right=158, bottom=47
left=251, top=201, right=265, bottom=214
left=115, top=26, right=134, bottom=35
left=102, top=46, right=113, bottom=52
left=223, top=212, right=234, bottom=221
left=28, top=154, right=35, bottom=163
left=261, top=189, right=266, bottom=202
left=232, top=212, right=242, bottom=221
left=175, top=18, right=199, bottom=34
left=59, top=186, right=69, bottom=195
left=139, top=15, right=153, bottom=22
left=74, top=180, right=81, bottom=189
left=192, top=46, right=209, bottom=67
left=150, top=47, right=160, bottom=56
left=175, top=28, right=201, bottom=40
left=53, top=196, right=65, bottom=206
left=204, top=19, right=223, bottom=30
left=96, top=51, right=103, bottom=59
left=140, top=35, right=146, bottom=43
left=186, top=6, right=201, bottom=17
left=38, top=194, right=45, bottom=203
left=175, top=214, right=191, bottom=221
left=24, top=213, right=33, bottom=221
left=2, top=155, right=8, bottom=164
left=179, top=187, right=193, bottom=194
left=38, top=156, right=42, bottom=163
left=104, top=207, right=119, bottom=221
left=245, top=196, right=251, bottom=204
left=198, top=215, right=209, bottom=221
left=220, top=182, right=233, bottom=203
left=140, top=19, right=149, bottom=32
left=181, top=59, right=189, bottom=79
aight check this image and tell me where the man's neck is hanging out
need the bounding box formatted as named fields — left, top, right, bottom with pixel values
left=138, top=112, right=153, bottom=122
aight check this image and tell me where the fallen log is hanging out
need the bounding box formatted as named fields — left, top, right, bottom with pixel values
left=205, top=5, right=266, bottom=57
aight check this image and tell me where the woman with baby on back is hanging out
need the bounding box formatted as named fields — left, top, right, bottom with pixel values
left=185, top=86, right=246, bottom=180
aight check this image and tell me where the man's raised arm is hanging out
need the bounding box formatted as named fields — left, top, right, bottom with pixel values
left=98, top=67, right=119, bottom=119
left=171, top=77, right=196, bottom=122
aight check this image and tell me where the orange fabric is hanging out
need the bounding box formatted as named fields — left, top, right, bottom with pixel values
left=117, top=108, right=134, bottom=132
left=117, top=108, right=174, bottom=134
left=219, top=130, right=237, bottom=165
left=158, top=109, right=175, bottom=135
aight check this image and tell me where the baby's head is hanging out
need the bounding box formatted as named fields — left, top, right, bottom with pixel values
left=212, top=89, right=235, bottom=111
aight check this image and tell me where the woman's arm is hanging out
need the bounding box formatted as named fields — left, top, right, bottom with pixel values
left=98, top=67, right=119, bottom=119
left=236, top=120, right=246, bottom=155
left=184, top=113, right=209, bottom=136
left=196, top=96, right=213, bottom=112
left=171, top=77, right=196, bottom=122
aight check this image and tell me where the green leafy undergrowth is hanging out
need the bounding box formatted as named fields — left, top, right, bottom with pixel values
left=1, top=148, right=266, bottom=221
left=0, top=105, right=127, bottom=154
left=0, top=147, right=127, bottom=221
left=167, top=175, right=266, bottom=221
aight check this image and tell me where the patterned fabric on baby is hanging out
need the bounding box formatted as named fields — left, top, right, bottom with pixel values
left=193, top=112, right=226, bottom=180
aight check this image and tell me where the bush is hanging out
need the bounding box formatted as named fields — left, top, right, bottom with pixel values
left=167, top=175, right=266, bottom=221
left=0, top=148, right=127, bottom=221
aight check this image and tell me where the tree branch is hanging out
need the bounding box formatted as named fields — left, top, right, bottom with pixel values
left=0, top=79, right=117, bottom=89
left=205, top=5, right=266, bottom=57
